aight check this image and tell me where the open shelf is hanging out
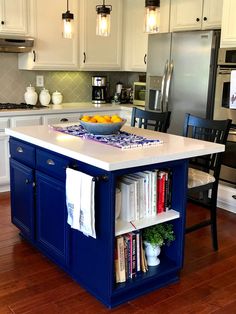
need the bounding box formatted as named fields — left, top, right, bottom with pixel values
left=115, top=209, right=180, bottom=236
left=113, top=255, right=179, bottom=293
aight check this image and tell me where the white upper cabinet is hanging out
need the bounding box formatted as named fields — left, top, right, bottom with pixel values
left=122, top=0, right=148, bottom=72
left=18, top=0, right=79, bottom=70
left=221, top=0, right=236, bottom=48
left=0, top=0, right=30, bottom=35
left=202, top=0, right=223, bottom=30
left=122, top=0, right=170, bottom=72
left=170, top=0, right=223, bottom=32
left=79, top=0, right=123, bottom=70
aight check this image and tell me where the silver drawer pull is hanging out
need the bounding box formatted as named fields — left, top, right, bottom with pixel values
left=47, top=159, right=55, bottom=166
left=17, top=146, right=23, bottom=153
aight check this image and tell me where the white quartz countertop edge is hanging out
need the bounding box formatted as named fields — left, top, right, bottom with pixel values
left=5, top=125, right=225, bottom=171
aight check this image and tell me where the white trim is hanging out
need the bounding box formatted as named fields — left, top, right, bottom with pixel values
left=217, top=183, right=236, bottom=213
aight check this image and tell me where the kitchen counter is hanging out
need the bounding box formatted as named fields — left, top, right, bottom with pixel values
left=6, top=124, right=225, bottom=308
left=5, top=124, right=224, bottom=171
left=0, top=102, right=130, bottom=117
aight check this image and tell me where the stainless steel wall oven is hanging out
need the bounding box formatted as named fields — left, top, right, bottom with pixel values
left=214, top=48, right=236, bottom=187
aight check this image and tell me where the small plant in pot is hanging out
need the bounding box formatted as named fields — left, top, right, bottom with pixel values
left=142, top=223, right=175, bottom=266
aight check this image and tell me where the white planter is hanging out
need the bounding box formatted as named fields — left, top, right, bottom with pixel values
left=144, top=241, right=161, bottom=266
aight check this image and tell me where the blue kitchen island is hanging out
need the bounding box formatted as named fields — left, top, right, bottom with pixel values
left=5, top=124, right=224, bottom=308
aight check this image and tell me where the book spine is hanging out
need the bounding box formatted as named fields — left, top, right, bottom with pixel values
left=135, top=230, right=141, bottom=273
left=124, top=234, right=131, bottom=279
left=166, top=169, right=172, bottom=210
left=116, top=236, right=126, bottom=283
left=152, top=170, right=157, bottom=216
left=157, top=172, right=165, bottom=213
left=131, top=232, right=136, bottom=278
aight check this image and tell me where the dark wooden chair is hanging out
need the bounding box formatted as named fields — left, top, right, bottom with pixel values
left=183, top=113, right=232, bottom=250
left=131, top=107, right=171, bottom=133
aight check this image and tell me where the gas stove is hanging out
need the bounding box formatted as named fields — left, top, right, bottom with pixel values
left=0, top=103, right=48, bottom=110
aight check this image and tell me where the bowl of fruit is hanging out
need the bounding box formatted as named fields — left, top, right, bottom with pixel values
left=79, top=114, right=127, bottom=135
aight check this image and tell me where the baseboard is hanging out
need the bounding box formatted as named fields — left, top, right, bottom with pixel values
left=217, top=184, right=236, bottom=213
left=0, top=184, right=10, bottom=193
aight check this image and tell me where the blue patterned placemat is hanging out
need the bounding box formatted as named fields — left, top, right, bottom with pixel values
left=51, top=124, right=163, bottom=150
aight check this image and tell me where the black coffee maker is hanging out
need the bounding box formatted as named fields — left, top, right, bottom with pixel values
left=92, top=76, right=107, bottom=104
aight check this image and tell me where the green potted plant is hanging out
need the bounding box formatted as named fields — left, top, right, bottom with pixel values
left=142, top=223, right=175, bottom=266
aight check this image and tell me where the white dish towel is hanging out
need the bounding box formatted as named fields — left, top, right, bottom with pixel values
left=66, top=168, right=96, bottom=239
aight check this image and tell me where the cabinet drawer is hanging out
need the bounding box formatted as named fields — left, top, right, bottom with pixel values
left=10, top=139, right=35, bottom=168
left=11, top=116, right=42, bottom=127
left=42, top=114, right=81, bottom=125
left=36, top=149, right=71, bottom=180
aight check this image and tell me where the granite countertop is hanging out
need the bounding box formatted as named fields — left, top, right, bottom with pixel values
left=5, top=124, right=225, bottom=171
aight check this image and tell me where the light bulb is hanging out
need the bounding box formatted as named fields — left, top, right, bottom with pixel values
left=63, top=19, right=73, bottom=39
left=144, top=6, right=159, bottom=33
left=96, top=13, right=111, bottom=36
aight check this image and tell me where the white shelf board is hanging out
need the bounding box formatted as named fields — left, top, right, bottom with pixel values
left=115, top=209, right=180, bottom=236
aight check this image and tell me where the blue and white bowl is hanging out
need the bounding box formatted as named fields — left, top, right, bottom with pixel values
left=79, top=118, right=127, bottom=135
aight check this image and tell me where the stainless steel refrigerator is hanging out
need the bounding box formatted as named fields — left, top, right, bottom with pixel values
left=145, top=30, right=220, bottom=135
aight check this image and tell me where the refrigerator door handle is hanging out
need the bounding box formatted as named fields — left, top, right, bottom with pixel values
left=164, top=60, right=174, bottom=112
left=159, top=60, right=169, bottom=111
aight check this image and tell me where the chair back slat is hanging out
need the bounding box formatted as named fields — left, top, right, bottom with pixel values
left=131, top=107, right=171, bottom=133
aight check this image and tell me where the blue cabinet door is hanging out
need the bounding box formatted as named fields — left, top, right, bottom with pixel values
left=35, top=171, right=70, bottom=268
left=10, top=159, right=35, bottom=240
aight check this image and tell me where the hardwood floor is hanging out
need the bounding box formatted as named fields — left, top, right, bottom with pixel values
left=1, top=192, right=236, bottom=314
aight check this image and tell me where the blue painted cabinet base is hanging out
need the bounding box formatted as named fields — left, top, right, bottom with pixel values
left=9, top=137, right=188, bottom=308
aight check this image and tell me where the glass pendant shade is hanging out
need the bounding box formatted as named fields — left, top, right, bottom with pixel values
left=96, top=1, right=112, bottom=37
left=62, top=0, right=74, bottom=39
left=144, top=0, right=160, bottom=33
left=62, top=16, right=73, bottom=38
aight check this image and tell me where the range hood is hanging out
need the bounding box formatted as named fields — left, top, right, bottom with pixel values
left=0, top=36, right=34, bottom=53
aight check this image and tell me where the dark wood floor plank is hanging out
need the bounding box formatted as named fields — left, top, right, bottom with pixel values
left=0, top=193, right=236, bottom=314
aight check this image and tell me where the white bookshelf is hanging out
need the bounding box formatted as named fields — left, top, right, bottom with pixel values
left=115, top=209, right=180, bottom=236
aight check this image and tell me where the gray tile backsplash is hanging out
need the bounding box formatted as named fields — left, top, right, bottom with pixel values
left=0, top=53, right=143, bottom=103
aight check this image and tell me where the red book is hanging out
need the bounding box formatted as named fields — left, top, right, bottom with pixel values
left=157, top=171, right=166, bottom=213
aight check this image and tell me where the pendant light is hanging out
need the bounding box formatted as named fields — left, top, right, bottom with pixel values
left=96, top=0, right=112, bottom=37
left=62, top=0, right=74, bottom=39
left=144, top=0, right=160, bottom=33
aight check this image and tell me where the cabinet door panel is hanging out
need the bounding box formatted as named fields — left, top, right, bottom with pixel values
left=202, top=0, right=222, bottom=30
left=0, top=0, right=28, bottom=35
left=18, top=0, right=79, bottom=70
left=170, top=0, right=203, bottom=31
left=36, top=171, right=70, bottom=267
left=10, top=159, right=35, bottom=240
left=122, top=0, right=148, bottom=72
left=221, top=0, right=236, bottom=48
left=80, top=0, right=122, bottom=70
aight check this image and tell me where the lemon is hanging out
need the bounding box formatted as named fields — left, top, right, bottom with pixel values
left=113, top=117, right=122, bottom=123
left=89, top=117, right=97, bottom=123
left=96, top=116, right=107, bottom=123
left=111, top=115, right=120, bottom=122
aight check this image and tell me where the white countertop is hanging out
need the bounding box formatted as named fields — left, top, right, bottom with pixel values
left=5, top=124, right=225, bottom=171
left=0, top=102, right=129, bottom=117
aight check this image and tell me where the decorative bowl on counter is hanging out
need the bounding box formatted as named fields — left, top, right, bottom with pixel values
left=79, top=118, right=126, bottom=135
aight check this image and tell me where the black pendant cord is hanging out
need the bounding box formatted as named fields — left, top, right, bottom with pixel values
left=67, top=0, right=69, bottom=11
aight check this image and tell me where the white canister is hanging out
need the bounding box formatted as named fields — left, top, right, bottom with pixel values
left=39, top=88, right=51, bottom=106
left=52, top=91, right=63, bottom=105
left=24, top=85, right=38, bottom=105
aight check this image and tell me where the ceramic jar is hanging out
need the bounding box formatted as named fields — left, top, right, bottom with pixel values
left=39, top=88, right=51, bottom=106
left=52, top=91, right=63, bottom=105
left=144, top=241, right=161, bottom=266
left=24, top=85, right=38, bottom=105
